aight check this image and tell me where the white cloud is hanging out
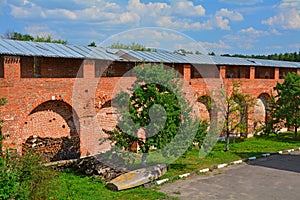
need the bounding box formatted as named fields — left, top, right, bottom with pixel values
left=200, top=40, right=232, bottom=50
left=199, top=8, right=243, bottom=30
left=201, top=16, right=230, bottom=30
left=46, top=9, right=77, bottom=19
left=156, top=16, right=202, bottom=30
left=238, top=27, right=269, bottom=36
left=10, top=4, right=40, bottom=18
left=262, top=0, right=300, bottom=30
left=172, top=1, right=205, bottom=16
left=119, top=12, right=140, bottom=24
left=127, top=0, right=171, bottom=18
left=101, top=28, right=195, bottom=51
left=173, top=40, right=231, bottom=55
left=289, top=43, right=300, bottom=49
left=219, top=0, right=263, bottom=5
left=216, top=8, right=244, bottom=21
left=24, top=25, right=57, bottom=38
left=224, top=34, right=258, bottom=50
left=265, top=45, right=283, bottom=50
left=107, top=29, right=186, bottom=42
left=7, top=0, right=244, bottom=32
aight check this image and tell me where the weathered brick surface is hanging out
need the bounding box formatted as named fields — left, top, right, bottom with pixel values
left=0, top=56, right=288, bottom=157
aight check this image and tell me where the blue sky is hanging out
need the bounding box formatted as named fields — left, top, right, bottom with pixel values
left=0, top=0, right=300, bottom=55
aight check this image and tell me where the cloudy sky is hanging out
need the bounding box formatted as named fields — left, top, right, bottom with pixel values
left=0, top=0, right=300, bottom=55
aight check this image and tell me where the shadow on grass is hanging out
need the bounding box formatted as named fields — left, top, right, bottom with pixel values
left=233, top=152, right=267, bottom=159
left=254, top=133, right=300, bottom=144
left=167, top=163, right=188, bottom=171
left=247, top=153, right=300, bottom=174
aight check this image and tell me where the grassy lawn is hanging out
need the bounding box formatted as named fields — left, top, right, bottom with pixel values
left=161, top=132, right=300, bottom=178
left=48, top=171, right=170, bottom=200
left=46, top=132, right=299, bottom=199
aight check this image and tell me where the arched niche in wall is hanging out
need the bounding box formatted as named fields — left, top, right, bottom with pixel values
left=253, top=93, right=271, bottom=131
left=22, top=100, right=80, bottom=161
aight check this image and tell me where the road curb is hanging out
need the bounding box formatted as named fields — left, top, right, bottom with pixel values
left=145, top=146, right=300, bottom=187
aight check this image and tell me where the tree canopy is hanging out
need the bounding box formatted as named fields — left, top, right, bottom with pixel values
left=271, top=72, right=300, bottom=138
left=108, top=42, right=154, bottom=51
left=103, top=64, right=199, bottom=166
left=221, top=82, right=255, bottom=151
left=221, top=51, right=300, bottom=62
left=4, top=32, right=67, bottom=44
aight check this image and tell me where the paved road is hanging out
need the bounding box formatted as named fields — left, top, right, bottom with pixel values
left=160, top=152, right=300, bottom=200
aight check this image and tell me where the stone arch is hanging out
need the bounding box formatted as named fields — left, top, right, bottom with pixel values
left=253, top=93, right=271, bottom=131
left=22, top=100, right=80, bottom=161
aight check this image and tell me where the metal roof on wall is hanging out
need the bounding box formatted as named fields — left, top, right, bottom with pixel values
left=245, top=58, right=300, bottom=68
left=1, top=38, right=300, bottom=68
left=0, top=38, right=119, bottom=60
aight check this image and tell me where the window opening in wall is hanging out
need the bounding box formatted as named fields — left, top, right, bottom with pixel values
left=191, top=65, right=220, bottom=78
left=255, top=67, right=274, bottom=79
left=0, top=56, right=3, bottom=78
left=95, top=62, right=135, bottom=77
left=225, top=66, right=250, bottom=79
left=279, top=68, right=297, bottom=79
left=34, top=57, right=41, bottom=78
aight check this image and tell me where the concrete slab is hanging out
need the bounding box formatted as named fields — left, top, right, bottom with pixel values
left=107, top=163, right=166, bottom=191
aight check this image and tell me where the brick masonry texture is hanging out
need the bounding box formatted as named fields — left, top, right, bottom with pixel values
left=0, top=55, right=295, bottom=159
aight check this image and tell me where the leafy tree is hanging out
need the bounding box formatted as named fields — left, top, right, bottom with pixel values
left=272, top=72, right=300, bottom=139
left=0, top=98, right=7, bottom=156
left=195, top=50, right=202, bottom=55
left=221, top=51, right=300, bottom=62
left=103, top=64, right=198, bottom=166
left=193, top=121, right=209, bottom=147
left=88, top=41, right=97, bottom=47
left=109, top=42, right=152, bottom=51
left=4, top=31, right=67, bottom=44
left=208, top=52, right=216, bottom=56
left=174, top=48, right=193, bottom=55
left=221, top=82, right=255, bottom=151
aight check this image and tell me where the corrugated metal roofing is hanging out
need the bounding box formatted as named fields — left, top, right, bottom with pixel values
left=118, top=50, right=300, bottom=68
left=1, top=38, right=300, bottom=68
left=246, top=58, right=300, bottom=68
left=212, top=55, right=255, bottom=66
left=117, top=50, right=189, bottom=63
left=0, top=38, right=119, bottom=60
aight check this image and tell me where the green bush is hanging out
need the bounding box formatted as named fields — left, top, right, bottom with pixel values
left=0, top=98, right=59, bottom=199
left=0, top=148, right=59, bottom=200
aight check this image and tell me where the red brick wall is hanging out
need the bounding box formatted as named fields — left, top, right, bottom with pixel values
left=0, top=56, right=291, bottom=157
left=21, top=57, right=83, bottom=78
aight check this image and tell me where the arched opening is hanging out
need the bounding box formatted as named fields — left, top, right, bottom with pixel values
left=198, top=95, right=212, bottom=124
left=22, top=100, right=80, bottom=161
left=253, top=93, right=271, bottom=132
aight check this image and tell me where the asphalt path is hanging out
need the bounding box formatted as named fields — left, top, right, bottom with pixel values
left=160, top=152, right=300, bottom=200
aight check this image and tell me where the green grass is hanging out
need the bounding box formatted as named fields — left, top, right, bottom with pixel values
left=161, top=132, right=300, bottom=178
left=46, top=132, right=300, bottom=199
left=48, top=171, right=170, bottom=200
